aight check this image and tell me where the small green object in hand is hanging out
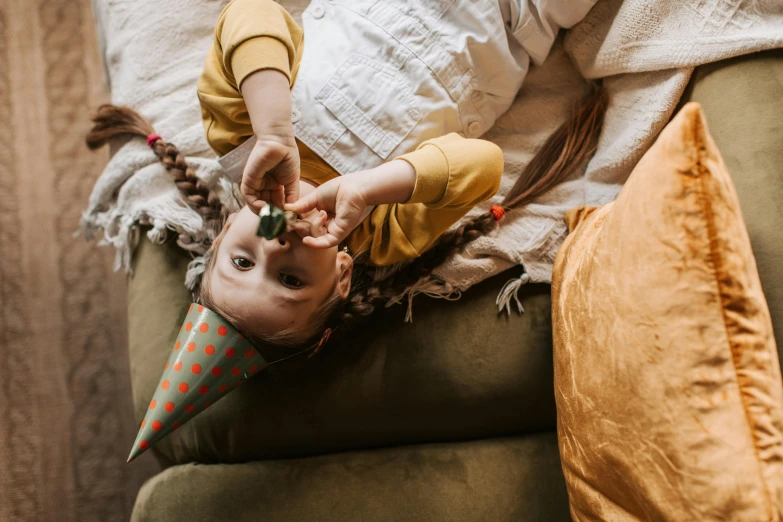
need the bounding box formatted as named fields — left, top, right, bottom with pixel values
left=256, top=205, right=297, bottom=240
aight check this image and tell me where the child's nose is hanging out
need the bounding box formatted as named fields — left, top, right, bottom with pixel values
left=262, top=235, right=291, bottom=257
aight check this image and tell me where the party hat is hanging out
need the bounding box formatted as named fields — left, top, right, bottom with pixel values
left=128, top=303, right=266, bottom=462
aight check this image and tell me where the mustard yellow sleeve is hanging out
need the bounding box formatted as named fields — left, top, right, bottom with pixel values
left=197, top=0, right=303, bottom=155
left=346, top=134, right=504, bottom=266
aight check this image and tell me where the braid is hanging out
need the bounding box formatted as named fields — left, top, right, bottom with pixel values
left=86, top=104, right=228, bottom=236
left=341, top=86, right=608, bottom=320
left=150, top=140, right=228, bottom=234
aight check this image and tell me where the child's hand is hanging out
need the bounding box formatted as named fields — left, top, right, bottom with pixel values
left=242, top=137, right=300, bottom=211
left=285, top=176, right=368, bottom=248
left=286, top=160, right=417, bottom=248
left=240, top=70, right=300, bottom=212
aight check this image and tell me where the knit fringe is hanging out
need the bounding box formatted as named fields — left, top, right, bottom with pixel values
left=495, top=272, right=531, bottom=315
left=385, top=276, right=462, bottom=323
left=78, top=198, right=209, bottom=276
left=385, top=269, right=531, bottom=322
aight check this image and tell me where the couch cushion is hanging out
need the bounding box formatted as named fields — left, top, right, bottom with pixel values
left=130, top=433, right=569, bottom=522
left=128, top=235, right=555, bottom=464
left=552, top=103, right=783, bottom=520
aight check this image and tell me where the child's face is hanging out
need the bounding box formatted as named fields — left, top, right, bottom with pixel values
left=205, top=204, right=352, bottom=342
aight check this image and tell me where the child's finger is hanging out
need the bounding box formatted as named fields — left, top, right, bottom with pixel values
left=285, top=191, right=318, bottom=214
left=248, top=199, right=266, bottom=214
left=274, top=157, right=300, bottom=204
left=302, top=234, right=340, bottom=249
left=270, top=187, right=285, bottom=209
left=284, top=182, right=299, bottom=204
left=244, top=142, right=285, bottom=184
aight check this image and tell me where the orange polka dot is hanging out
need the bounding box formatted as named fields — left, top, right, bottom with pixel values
left=199, top=385, right=209, bottom=395
left=172, top=421, right=182, bottom=429
left=174, top=341, right=180, bottom=351
left=184, top=404, right=195, bottom=413
left=217, top=325, right=228, bottom=337
left=189, top=304, right=194, bottom=312
left=187, top=342, right=196, bottom=352
left=218, top=384, right=228, bottom=393
left=140, top=419, right=146, bottom=429
left=198, top=305, right=204, bottom=312
left=161, top=380, right=170, bottom=390
left=245, top=349, right=254, bottom=359
left=231, top=367, right=241, bottom=377
left=199, top=323, right=208, bottom=333
left=237, top=333, right=245, bottom=339
left=191, top=363, right=202, bottom=374
left=151, top=420, right=162, bottom=431
left=211, top=367, right=222, bottom=377
left=203, top=401, right=212, bottom=409
left=149, top=400, right=156, bottom=410
left=164, top=402, right=175, bottom=412
left=185, top=322, right=193, bottom=331
left=174, top=361, right=182, bottom=371
left=178, top=382, right=189, bottom=393
left=139, top=440, right=150, bottom=450
left=164, top=361, right=169, bottom=370
left=235, top=380, right=244, bottom=388
left=204, top=344, right=215, bottom=355
left=225, top=347, right=235, bottom=358
left=249, top=365, right=259, bottom=373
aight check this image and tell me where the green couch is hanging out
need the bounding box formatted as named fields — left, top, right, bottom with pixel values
left=127, top=51, right=782, bottom=521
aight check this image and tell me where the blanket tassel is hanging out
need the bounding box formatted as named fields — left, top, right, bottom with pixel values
left=495, top=272, right=531, bottom=315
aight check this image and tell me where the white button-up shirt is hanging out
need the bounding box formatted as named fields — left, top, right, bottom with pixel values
left=220, top=0, right=597, bottom=178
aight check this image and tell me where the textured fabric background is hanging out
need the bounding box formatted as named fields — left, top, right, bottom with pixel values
left=0, top=0, right=158, bottom=520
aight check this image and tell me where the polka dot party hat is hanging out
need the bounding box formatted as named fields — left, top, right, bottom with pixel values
left=128, top=303, right=266, bottom=462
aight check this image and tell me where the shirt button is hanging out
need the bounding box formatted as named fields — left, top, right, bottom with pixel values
left=291, top=107, right=301, bottom=123
left=311, top=3, right=325, bottom=18
left=467, top=121, right=481, bottom=137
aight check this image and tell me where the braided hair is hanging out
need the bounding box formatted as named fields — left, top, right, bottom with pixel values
left=86, top=105, right=229, bottom=238
left=86, top=85, right=607, bottom=348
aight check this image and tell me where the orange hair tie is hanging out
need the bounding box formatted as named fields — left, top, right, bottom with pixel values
left=490, top=205, right=505, bottom=221
left=308, top=328, right=332, bottom=358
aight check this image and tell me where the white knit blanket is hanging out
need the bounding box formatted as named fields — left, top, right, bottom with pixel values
left=84, top=0, right=783, bottom=313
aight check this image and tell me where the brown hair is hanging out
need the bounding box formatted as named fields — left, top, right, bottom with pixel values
left=86, top=85, right=607, bottom=349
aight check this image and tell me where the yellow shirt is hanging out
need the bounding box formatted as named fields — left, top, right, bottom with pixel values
left=197, top=0, right=503, bottom=266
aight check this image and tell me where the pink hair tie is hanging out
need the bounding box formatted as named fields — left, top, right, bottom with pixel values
left=146, top=134, right=162, bottom=147
left=490, top=205, right=506, bottom=222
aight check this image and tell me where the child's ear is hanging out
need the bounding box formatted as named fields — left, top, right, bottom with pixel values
left=335, top=251, right=353, bottom=299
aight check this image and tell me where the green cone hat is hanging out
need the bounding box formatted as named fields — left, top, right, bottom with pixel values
left=127, top=303, right=266, bottom=462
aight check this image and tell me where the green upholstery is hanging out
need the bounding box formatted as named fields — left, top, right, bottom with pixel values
left=127, top=50, right=782, bottom=521
left=131, top=434, right=571, bottom=522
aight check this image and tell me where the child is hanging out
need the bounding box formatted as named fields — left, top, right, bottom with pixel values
left=87, top=0, right=605, bottom=353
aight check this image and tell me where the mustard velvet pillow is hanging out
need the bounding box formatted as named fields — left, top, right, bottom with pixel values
left=552, top=103, right=783, bottom=520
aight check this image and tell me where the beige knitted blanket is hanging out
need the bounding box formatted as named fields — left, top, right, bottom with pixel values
left=83, top=0, right=783, bottom=315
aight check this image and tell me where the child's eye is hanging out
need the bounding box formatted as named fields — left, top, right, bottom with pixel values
left=279, top=274, right=303, bottom=289
left=231, top=257, right=254, bottom=270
